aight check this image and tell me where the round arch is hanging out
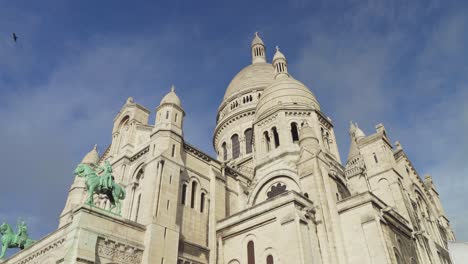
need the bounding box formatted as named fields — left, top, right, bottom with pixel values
left=248, top=169, right=301, bottom=206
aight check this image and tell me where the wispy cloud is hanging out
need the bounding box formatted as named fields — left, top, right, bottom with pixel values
left=295, top=0, right=468, bottom=240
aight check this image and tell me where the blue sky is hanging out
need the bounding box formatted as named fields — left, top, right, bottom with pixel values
left=0, top=0, right=467, bottom=253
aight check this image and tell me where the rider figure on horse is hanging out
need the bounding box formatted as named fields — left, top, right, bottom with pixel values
left=96, top=160, right=113, bottom=191
left=14, top=221, right=29, bottom=249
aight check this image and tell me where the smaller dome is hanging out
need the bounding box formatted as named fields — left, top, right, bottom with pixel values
left=81, top=144, right=99, bottom=165
left=251, top=32, right=264, bottom=46
left=272, top=46, right=286, bottom=62
left=160, top=85, right=182, bottom=107
left=349, top=122, right=365, bottom=140
left=255, top=77, right=320, bottom=121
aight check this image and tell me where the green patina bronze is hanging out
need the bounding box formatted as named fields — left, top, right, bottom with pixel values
left=0, top=221, right=35, bottom=259
left=74, top=162, right=126, bottom=215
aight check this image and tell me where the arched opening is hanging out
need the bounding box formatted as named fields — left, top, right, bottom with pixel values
left=291, top=122, right=299, bottom=143
left=222, top=142, right=227, bottom=161
left=247, top=241, right=255, bottom=264
left=264, top=131, right=271, bottom=152
left=181, top=183, right=187, bottom=205
left=244, top=129, right=253, bottom=154
left=191, top=181, right=197, bottom=209
left=266, top=255, right=274, bottom=264
left=231, top=134, right=240, bottom=159
left=200, top=192, right=206, bottom=213
left=130, top=168, right=144, bottom=221
left=373, top=153, right=378, bottom=163
left=267, top=183, right=287, bottom=199
left=118, top=116, right=130, bottom=150
left=135, top=194, right=141, bottom=221
left=394, top=249, right=402, bottom=264
left=272, top=127, right=280, bottom=148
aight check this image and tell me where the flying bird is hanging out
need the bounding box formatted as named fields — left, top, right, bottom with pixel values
left=12, top=33, right=18, bottom=43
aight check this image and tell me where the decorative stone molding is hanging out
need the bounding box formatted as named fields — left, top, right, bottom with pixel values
left=184, top=143, right=215, bottom=162
left=257, top=113, right=278, bottom=127
left=317, top=112, right=332, bottom=129
left=214, top=110, right=256, bottom=146
left=284, top=111, right=311, bottom=117
left=96, top=237, right=143, bottom=264
left=15, top=237, right=65, bottom=264
left=129, top=146, right=149, bottom=162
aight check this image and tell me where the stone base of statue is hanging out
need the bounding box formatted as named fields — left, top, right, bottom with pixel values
left=1, top=206, right=145, bottom=264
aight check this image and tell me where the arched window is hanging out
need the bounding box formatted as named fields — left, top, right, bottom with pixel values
left=200, top=192, right=206, bottom=213
left=373, top=153, right=378, bottom=163
left=264, top=131, right=271, bottom=152
left=135, top=194, right=141, bottom=221
left=191, top=181, right=197, bottom=208
left=394, top=249, right=402, bottom=264
left=222, top=142, right=227, bottom=161
left=244, top=129, right=253, bottom=154
left=231, top=134, right=240, bottom=159
left=272, top=127, right=280, bottom=148
left=247, top=241, right=255, bottom=264
left=171, top=144, right=176, bottom=157
left=267, top=183, right=287, bottom=199
left=181, top=183, right=188, bottom=205
left=291, top=122, right=299, bottom=143
left=130, top=168, right=144, bottom=221
left=266, top=255, right=274, bottom=264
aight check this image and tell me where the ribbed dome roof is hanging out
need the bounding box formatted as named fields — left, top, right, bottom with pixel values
left=223, top=63, right=275, bottom=100
left=81, top=145, right=99, bottom=165
left=255, top=77, right=320, bottom=121
left=160, top=86, right=182, bottom=107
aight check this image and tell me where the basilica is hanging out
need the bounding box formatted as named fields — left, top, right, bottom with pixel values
left=2, top=33, right=455, bottom=264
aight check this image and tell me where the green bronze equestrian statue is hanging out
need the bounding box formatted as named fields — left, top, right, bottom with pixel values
left=74, top=162, right=126, bottom=215
left=0, top=221, right=35, bottom=259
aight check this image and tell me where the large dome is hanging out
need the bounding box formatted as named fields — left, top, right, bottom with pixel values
left=256, top=77, right=320, bottom=121
left=223, top=62, right=275, bottom=100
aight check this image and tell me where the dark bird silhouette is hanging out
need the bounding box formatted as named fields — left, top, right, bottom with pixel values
left=12, top=33, right=18, bottom=43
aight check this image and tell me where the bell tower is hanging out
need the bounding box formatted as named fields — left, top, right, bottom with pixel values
left=251, top=32, right=266, bottom=64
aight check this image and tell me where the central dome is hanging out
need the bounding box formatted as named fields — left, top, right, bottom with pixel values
left=223, top=62, right=275, bottom=100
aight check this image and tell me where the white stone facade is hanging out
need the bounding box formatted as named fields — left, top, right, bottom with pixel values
left=2, top=33, right=455, bottom=264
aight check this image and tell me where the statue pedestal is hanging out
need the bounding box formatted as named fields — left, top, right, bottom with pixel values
left=0, top=206, right=145, bottom=263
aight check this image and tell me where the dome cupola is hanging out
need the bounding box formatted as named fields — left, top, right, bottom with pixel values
left=160, top=85, right=182, bottom=107
left=347, top=122, right=365, bottom=163
left=272, top=46, right=289, bottom=79
left=81, top=144, right=99, bottom=165
left=255, top=48, right=320, bottom=121
left=251, top=32, right=266, bottom=64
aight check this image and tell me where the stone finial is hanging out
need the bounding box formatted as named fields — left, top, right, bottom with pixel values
left=349, top=121, right=365, bottom=139
left=424, top=174, right=433, bottom=185
left=395, top=141, right=403, bottom=151
left=171, top=85, right=175, bottom=92
left=376, top=123, right=386, bottom=134
left=126, top=97, right=134, bottom=104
